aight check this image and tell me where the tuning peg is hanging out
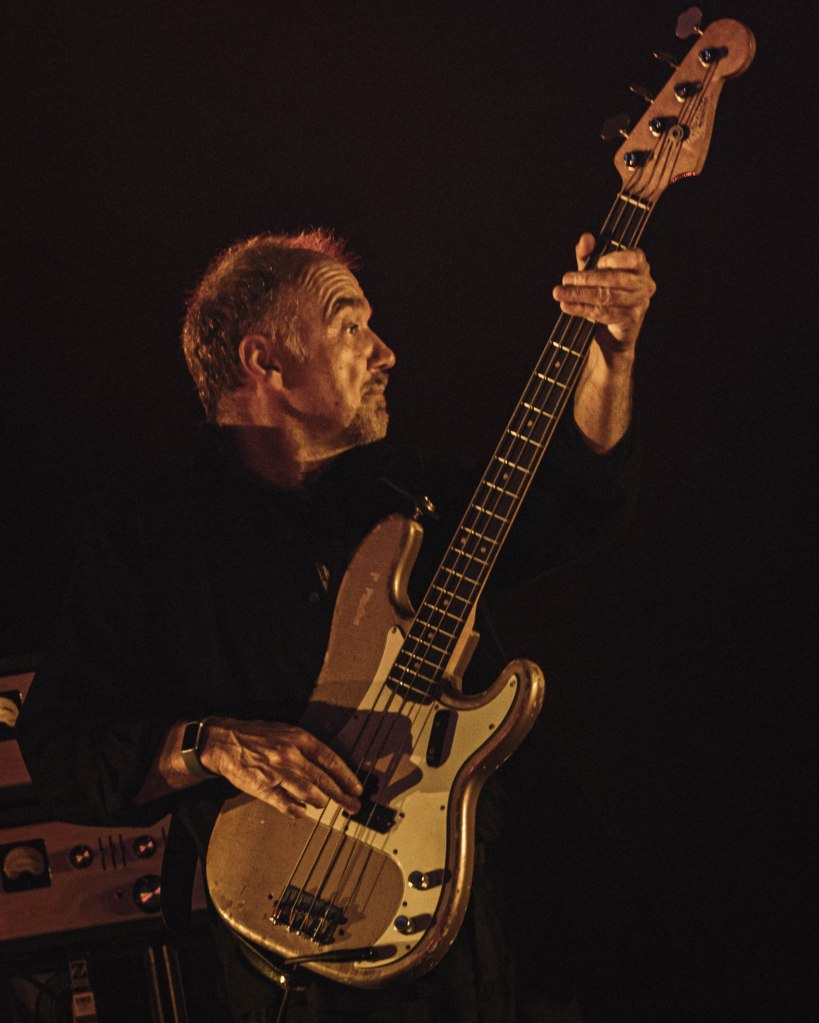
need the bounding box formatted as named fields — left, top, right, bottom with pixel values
left=628, top=84, right=654, bottom=104
left=675, top=6, right=703, bottom=39
left=652, top=50, right=679, bottom=69
left=600, top=113, right=631, bottom=142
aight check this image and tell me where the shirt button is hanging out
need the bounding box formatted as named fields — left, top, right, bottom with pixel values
left=308, top=592, right=321, bottom=604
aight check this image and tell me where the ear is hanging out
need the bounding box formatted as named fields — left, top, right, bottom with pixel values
left=238, top=334, right=283, bottom=387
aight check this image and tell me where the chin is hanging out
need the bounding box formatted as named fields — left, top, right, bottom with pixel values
left=347, top=409, right=389, bottom=446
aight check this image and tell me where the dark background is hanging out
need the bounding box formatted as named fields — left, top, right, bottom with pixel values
left=2, top=2, right=814, bottom=1020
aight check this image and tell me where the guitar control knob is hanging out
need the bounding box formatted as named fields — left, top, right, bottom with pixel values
left=69, top=844, right=94, bottom=869
left=132, top=835, right=157, bottom=859
left=408, top=871, right=430, bottom=890
left=133, top=874, right=162, bottom=914
left=394, top=915, right=416, bottom=935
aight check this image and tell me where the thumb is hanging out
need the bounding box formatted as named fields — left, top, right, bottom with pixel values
left=575, top=232, right=596, bottom=270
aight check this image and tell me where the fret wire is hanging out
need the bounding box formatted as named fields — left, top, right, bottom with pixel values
left=394, top=199, right=655, bottom=705
left=484, top=481, right=517, bottom=499
left=470, top=503, right=510, bottom=522
left=408, top=609, right=460, bottom=634
left=395, top=643, right=447, bottom=670
left=534, top=372, right=566, bottom=388
left=496, top=455, right=529, bottom=471
left=461, top=525, right=498, bottom=543
left=616, top=191, right=651, bottom=211
left=506, top=431, right=542, bottom=449
left=452, top=550, right=490, bottom=568
left=429, top=585, right=472, bottom=610
left=549, top=341, right=583, bottom=356
left=390, top=669, right=439, bottom=690
left=413, top=613, right=456, bottom=630
left=438, top=565, right=483, bottom=585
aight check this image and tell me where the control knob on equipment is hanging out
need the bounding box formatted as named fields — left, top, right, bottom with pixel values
left=69, top=844, right=94, bottom=869
left=132, top=834, right=157, bottom=859
left=132, top=874, right=162, bottom=914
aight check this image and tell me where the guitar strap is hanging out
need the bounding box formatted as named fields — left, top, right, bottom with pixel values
left=160, top=809, right=200, bottom=935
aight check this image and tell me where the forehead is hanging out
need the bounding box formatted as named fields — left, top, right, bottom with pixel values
left=296, top=258, right=368, bottom=322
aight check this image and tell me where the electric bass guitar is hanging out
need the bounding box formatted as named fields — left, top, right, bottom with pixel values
left=206, top=10, right=755, bottom=989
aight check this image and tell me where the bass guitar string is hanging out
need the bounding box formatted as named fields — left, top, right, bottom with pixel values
left=278, top=190, right=651, bottom=944
left=276, top=633, right=446, bottom=934
left=453, top=78, right=710, bottom=629
left=346, top=125, right=679, bottom=794
left=374, top=75, right=707, bottom=777
left=288, top=184, right=657, bottom=942
left=282, top=226, right=638, bottom=941
left=271, top=79, right=706, bottom=948
left=286, top=684, right=410, bottom=935
left=275, top=682, right=410, bottom=931
left=342, top=54, right=721, bottom=816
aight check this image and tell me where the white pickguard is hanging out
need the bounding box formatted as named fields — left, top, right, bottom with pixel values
left=300, top=625, right=520, bottom=968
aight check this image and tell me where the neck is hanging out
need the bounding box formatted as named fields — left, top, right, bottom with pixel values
left=217, top=423, right=348, bottom=489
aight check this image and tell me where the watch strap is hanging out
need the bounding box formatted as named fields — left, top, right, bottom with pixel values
left=180, top=719, right=218, bottom=780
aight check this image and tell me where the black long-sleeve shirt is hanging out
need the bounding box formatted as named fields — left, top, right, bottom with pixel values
left=16, top=417, right=637, bottom=1017
left=18, top=418, right=636, bottom=829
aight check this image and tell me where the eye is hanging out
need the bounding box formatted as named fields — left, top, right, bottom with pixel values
left=347, top=323, right=360, bottom=335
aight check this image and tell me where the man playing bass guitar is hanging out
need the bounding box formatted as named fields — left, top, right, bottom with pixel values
left=18, top=228, right=654, bottom=1021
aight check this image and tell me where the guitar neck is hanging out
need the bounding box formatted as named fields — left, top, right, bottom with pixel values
left=388, top=188, right=654, bottom=701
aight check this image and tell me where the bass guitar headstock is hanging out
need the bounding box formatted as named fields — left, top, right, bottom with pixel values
left=606, top=9, right=756, bottom=206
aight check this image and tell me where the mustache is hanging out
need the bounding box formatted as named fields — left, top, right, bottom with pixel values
left=365, top=372, right=390, bottom=391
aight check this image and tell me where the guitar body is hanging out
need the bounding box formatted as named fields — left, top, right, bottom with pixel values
left=207, top=514, right=545, bottom=987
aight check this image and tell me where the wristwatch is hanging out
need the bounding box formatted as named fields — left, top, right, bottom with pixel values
left=180, top=719, right=219, bottom=780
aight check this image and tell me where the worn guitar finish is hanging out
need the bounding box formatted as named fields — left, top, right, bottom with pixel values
left=208, top=514, right=544, bottom=986
left=207, top=13, right=755, bottom=988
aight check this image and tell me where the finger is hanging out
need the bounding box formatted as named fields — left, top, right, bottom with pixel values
left=575, top=232, right=596, bottom=270
left=274, top=769, right=339, bottom=812
left=272, top=740, right=361, bottom=814
left=289, top=757, right=362, bottom=814
left=553, top=285, right=650, bottom=312
left=257, top=779, right=309, bottom=819
left=554, top=299, right=644, bottom=328
left=596, top=247, right=649, bottom=272
left=291, top=729, right=364, bottom=798
left=559, top=269, right=654, bottom=294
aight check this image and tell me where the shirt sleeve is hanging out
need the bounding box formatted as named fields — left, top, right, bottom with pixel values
left=16, top=503, right=183, bottom=827
left=489, top=411, right=639, bottom=592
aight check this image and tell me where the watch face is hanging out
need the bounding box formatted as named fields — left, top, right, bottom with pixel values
left=181, top=720, right=215, bottom=778
left=181, top=721, right=201, bottom=752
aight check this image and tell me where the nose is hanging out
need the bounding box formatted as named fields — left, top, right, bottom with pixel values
left=369, top=330, right=396, bottom=370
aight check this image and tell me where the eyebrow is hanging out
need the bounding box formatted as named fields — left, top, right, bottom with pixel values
left=327, top=295, right=370, bottom=320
